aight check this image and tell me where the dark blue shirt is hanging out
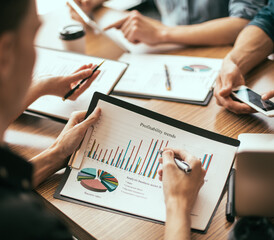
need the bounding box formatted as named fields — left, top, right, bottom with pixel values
left=0, top=146, right=73, bottom=240
left=249, top=0, right=274, bottom=41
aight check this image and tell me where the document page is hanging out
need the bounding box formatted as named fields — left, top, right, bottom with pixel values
left=60, top=97, right=238, bottom=231
left=103, top=0, right=143, bottom=11
left=114, top=53, right=222, bottom=102
left=28, top=47, right=127, bottom=120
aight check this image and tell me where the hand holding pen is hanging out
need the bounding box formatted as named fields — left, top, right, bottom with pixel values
left=33, top=63, right=101, bottom=102
left=158, top=148, right=206, bottom=211
left=63, top=60, right=105, bottom=101
left=159, top=150, right=191, bottom=173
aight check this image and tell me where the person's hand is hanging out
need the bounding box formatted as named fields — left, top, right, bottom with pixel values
left=50, top=107, right=101, bottom=167
left=104, top=10, right=167, bottom=45
left=31, top=108, right=101, bottom=187
left=36, top=63, right=100, bottom=100
left=158, top=148, right=205, bottom=214
left=262, top=90, right=274, bottom=100
left=214, top=57, right=255, bottom=114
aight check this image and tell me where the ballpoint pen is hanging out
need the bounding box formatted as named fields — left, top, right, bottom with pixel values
left=62, top=60, right=105, bottom=101
left=226, top=168, right=235, bottom=222
left=159, top=150, right=192, bottom=173
left=164, top=64, right=171, bottom=91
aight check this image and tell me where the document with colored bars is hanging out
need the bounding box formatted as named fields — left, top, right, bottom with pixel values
left=59, top=97, right=238, bottom=232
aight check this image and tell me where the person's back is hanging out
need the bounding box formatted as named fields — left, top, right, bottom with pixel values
left=0, top=147, right=72, bottom=240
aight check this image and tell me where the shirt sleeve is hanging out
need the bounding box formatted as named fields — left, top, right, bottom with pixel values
left=229, top=0, right=267, bottom=20
left=249, top=0, right=274, bottom=41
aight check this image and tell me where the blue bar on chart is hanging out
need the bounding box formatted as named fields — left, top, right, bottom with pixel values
left=119, top=140, right=131, bottom=169
left=115, top=149, right=123, bottom=167
left=201, top=154, right=213, bottom=173
left=106, top=149, right=113, bottom=164
left=148, top=140, right=164, bottom=178
left=139, top=139, right=154, bottom=175
left=143, top=140, right=158, bottom=176
left=134, top=157, right=142, bottom=173
left=124, top=146, right=135, bottom=170
left=129, top=140, right=143, bottom=172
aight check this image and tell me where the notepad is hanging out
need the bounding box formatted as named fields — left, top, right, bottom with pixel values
left=55, top=92, right=239, bottom=232
left=27, top=47, right=128, bottom=120
left=113, top=53, right=223, bottom=105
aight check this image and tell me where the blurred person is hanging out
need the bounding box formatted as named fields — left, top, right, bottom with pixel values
left=72, top=0, right=266, bottom=46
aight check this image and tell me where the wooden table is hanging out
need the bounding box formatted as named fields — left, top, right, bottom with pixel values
left=7, top=6, right=274, bottom=240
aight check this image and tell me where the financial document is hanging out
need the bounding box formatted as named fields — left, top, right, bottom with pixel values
left=113, top=53, right=222, bottom=103
left=28, top=47, right=127, bottom=120
left=60, top=96, right=238, bottom=231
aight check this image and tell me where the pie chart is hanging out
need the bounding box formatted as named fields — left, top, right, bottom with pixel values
left=182, top=64, right=211, bottom=72
left=77, top=168, right=118, bottom=192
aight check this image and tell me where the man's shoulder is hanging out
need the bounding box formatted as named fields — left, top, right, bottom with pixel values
left=0, top=185, right=72, bottom=240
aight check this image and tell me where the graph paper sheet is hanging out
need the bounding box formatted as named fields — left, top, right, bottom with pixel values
left=56, top=92, right=239, bottom=232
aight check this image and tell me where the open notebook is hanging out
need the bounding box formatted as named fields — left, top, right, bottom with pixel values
left=27, top=47, right=128, bottom=121
left=55, top=92, right=239, bottom=232
left=113, top=53, right=223, bottom=105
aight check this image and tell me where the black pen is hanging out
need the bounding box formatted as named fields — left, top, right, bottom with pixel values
left=62, top=60, right=105, bottom=101
left=164, top=64, right=171, bottom=91
left=226, top=168, right=235, bottom=222
left=159, top=150, right=192, bottom=173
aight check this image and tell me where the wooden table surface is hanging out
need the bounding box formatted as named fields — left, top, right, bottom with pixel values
left=6, top=6, right=274, bottom=240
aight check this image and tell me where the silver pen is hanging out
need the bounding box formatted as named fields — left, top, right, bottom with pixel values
left=159, top=150, right=192, bottom=173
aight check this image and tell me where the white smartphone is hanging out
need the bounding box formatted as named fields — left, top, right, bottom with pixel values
left=231, top=85, right=274, bottom=117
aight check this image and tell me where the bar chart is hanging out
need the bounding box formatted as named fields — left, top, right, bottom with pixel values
left=85, top=138, right=168, bottom=179
left=60, top=99, right=239, bottom=231
left=85, top=136, right=213, bottom=179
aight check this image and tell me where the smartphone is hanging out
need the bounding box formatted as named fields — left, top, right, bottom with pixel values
left=231, top=85, right=274, bottom=117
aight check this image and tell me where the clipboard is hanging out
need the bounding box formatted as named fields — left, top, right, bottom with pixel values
left=112, top=89, right=213, bottom=106
left=54, top=92, right=239, bottom=233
